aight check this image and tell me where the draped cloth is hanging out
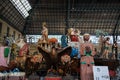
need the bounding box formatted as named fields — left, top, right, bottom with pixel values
left=0, top=47, right=8, bottom=67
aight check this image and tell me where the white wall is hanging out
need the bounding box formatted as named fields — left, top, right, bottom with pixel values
left=0, top=18, right=22, bottom=41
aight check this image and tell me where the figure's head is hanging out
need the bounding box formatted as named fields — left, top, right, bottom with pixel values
left=106, top=37, right=110, bottom=41
left=42, top=22, right=47, bottom=28
left=67, top=28, right=74, bottom=35
left=114, top=41, right=117, bottom=44
left=31, top=54, right=43, bottom=63
left=83, top=33, right=90, bottom=41
left=61, top=54, right=71, bottom=63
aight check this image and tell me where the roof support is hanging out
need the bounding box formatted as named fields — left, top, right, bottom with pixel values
left=23, top=0, right=40, bottom=35
left=0, top=15, right=22, bottom=33
left=112, top=11, right=120, bottom=43
left=65, top=0, right=70, bottom=34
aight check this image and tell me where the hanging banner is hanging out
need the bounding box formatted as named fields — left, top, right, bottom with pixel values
left=93, top=66, right=110, bottom=80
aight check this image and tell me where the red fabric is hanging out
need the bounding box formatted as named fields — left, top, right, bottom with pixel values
left=45, top=77, right=62, bottom=80
left=0, top=47, right=8, bottom=67
left=70, top=35, right=79, bottom=42
left=80, top=42, right=95, bottom=80
left=49, top=38, right=58, bottom=43
left=109, top=70, right=116, bottom=77
left=19, top=44, right=29, bottom=56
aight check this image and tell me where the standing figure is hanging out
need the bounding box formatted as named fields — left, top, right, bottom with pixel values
left=41, top=22, right=48, bottom=42
left=80, top=33, right=96, bottom=80
left=98, top=36, right=105, bottom=54
left=112, top=41, right=118, bottom=59
left=102, top=37, right=111, bottom=59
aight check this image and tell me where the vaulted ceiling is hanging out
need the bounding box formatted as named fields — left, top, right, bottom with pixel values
left=0, top=0, right=120, bottom=36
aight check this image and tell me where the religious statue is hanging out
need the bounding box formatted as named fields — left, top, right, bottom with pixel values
left=41, top=22, right=48, bottom=42
left=98, top=35, right=105, bottom=54
left=102, top=37, right=111, bottom=59
left=80, top=33, right=96, bottom=80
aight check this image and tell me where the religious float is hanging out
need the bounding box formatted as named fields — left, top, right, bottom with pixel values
left=0, top=23, right=79, bottom=80
left=0, top=26, right=119, bottom=80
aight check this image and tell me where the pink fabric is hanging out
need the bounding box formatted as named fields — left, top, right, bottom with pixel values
left=0, top=47, right=8, bottom=67
left=80, top=43, right=96, bottom=80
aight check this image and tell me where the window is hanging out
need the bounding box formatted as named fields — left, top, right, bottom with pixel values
left=18, top=34, right=21, bottom=39
left=7, top=27, right=10, bottom=37
left=10, top=0, right=32, bottom=18
left=26, top=35, right=62, bottom=43
left=13, top=31, right=16, bottom=39
left=0, top=22, right=2, bottom=34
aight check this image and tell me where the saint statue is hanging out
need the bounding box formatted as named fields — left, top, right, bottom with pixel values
left=41, top=22, right=48, bottom=42
left=80, top=33, right=96, bottom=80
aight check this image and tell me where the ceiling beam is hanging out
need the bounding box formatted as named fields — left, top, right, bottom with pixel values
left=23, top=0, right=40, bottom=35
left=65, top=0, right=70, bottom=35
left=112, top=11, right=120, bottom=42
